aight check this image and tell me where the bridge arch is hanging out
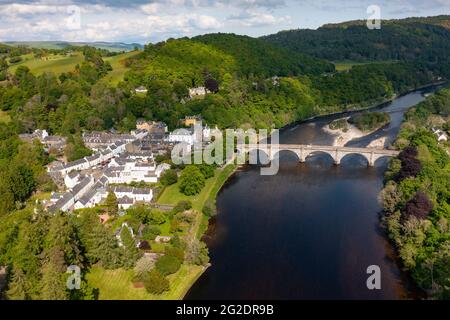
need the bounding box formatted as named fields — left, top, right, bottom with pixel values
left=338, top=153, right=370, bottom=166
left=373, top=155, right=392, bottom=167
left=303, top=150, right=336, bottom=164
left=272, top=149, right=302, bottom=162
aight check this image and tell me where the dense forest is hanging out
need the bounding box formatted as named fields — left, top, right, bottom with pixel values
left=262, top=15, right=450, bottom=78
left=380, top=88, right=450, bottom=299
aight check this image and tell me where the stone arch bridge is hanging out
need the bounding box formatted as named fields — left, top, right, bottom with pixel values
left=240, top=144, right=400, bottom=166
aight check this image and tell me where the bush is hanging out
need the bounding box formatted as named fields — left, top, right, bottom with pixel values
left=142, top=269, right=170, bottom=294
left=173, top=200, right=192, bottom=213
left=141, top=225, right=161, bottom=241
left=155, top=255, right=181, bottom=276
left=165, top=246, right=185, bottom=262
left=160, top=169, right=178, bottom=186
left=134, top=256, right=155, bottom=279
left=149, top=210, right=166, bottom=225
left=202, top=199, right=217, bottom=217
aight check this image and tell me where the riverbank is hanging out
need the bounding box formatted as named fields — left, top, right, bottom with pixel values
left=281, top=80, right=447, bottom=133
left=153, top=164, right=237, bottom=300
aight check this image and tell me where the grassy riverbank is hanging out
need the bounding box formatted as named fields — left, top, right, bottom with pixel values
left=85, top=164, right=238, bottom=300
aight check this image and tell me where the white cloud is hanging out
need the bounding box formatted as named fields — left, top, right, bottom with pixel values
left=228, top=10, right=290, bottom=27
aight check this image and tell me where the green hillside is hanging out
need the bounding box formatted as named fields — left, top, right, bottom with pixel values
left=8, top=52, right=84, bottom=75
left=261, top=15, right=450, bottom=78
left=192, top=33, right=334, bottom=77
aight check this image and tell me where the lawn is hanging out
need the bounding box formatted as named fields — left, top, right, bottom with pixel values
left=86, top=264, right=205, bottom=300
left=157, top=164, right=236, bottom=238
left=157, top=170, right=220, bottom=211
left=102, top=51, right=139, bottom=85
left=8, top=52, right=84, bottom=75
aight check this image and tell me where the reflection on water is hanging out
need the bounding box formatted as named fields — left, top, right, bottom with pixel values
left=186, top=87, right=441, bottom=300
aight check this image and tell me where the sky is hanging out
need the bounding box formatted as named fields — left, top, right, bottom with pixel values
left=0, top=0, right=449, bottom=44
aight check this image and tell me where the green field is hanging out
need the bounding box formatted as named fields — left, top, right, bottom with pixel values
left=103, top=51, right=140, bottom=85
left=8, top=51, right=137, bottom=84
left=8, top=52, right=84, bottom=75
left=86, top=264, right=205, bottom=300
left=333, top=60, right=398, bottom=71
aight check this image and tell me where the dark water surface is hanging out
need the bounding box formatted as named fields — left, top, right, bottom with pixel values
left=186, top=86, right=442, bottom=300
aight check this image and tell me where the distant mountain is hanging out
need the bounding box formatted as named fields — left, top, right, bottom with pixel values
left=3, top=41, right=144, bottom=52
left=261, top=15, right=450, bottom=76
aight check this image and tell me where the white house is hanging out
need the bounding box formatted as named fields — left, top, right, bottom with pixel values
left=64, top=171, right=81, bottom=189
left=118, top=196, right=134, bottom=210
left=60, top=158, right=90, bottom=175
left=135, top=86, right=148, bottom=94
left=49, top=192, right=75, bottom=213
left=168, top=128, right=197, bottom=145
left=155, top=163, right=171, bottom=178
left=71, top=176, right=95, bottom=202
left=132, top=188, right=153, bottom=202
left=189, top=87, right=207, bottom=98
left=86, top=154, right=102, bottom=167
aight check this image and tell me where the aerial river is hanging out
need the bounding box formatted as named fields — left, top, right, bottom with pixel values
left=186, top=85, right=443, bottom=300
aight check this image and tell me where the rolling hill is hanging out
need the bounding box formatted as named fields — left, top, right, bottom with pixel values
left=4, top=41, right=143, bottom=52
left=261, top=15, right=450, bottom=77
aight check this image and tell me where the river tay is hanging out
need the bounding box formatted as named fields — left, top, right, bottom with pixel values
left=186, top=86, right=443, bottom=300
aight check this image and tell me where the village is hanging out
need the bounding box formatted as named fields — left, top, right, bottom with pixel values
left=20, top=115, right=212, bottom=215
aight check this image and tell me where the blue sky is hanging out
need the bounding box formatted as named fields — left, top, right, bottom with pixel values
left=0, top=0, right=449, bottom=43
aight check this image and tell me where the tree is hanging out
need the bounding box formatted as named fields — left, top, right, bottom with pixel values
left=379, top=181, right=401, bottom=213
left=127, top=204, right=152, bottom=224
left=197, top=164, right=215, bottom=179
left=185, top=240, right=210, bottom=266
left=160, top=169, right=178, bottom=186
left=133, top=256, right=155, bottom=280
left=76, top=211, right=123, bottom=269
left=120, top=226, right=141, bottom=268
left=39, top=247, right=69, bottom=300
left=173, top=200, right=192, bottom=213
left=8, top=164, right=36, bottom=203
left=397, top=146, right=422, bottom=181
left=6, top=267, right=28, bottom=300
left=64, top=135, right=92, bottom=162
left=179, top=165, right=205, bottom=196
left=404, top=191, right=433, bottom=220
left=141, top=225, right=161, bottom=241
left=155, top=255, right=181, bottom=276
left=205, top=77, right=219, bottom=93
left=142, top=269, right=169, bottom=294
left=105, top=192, right=118, bottom=216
